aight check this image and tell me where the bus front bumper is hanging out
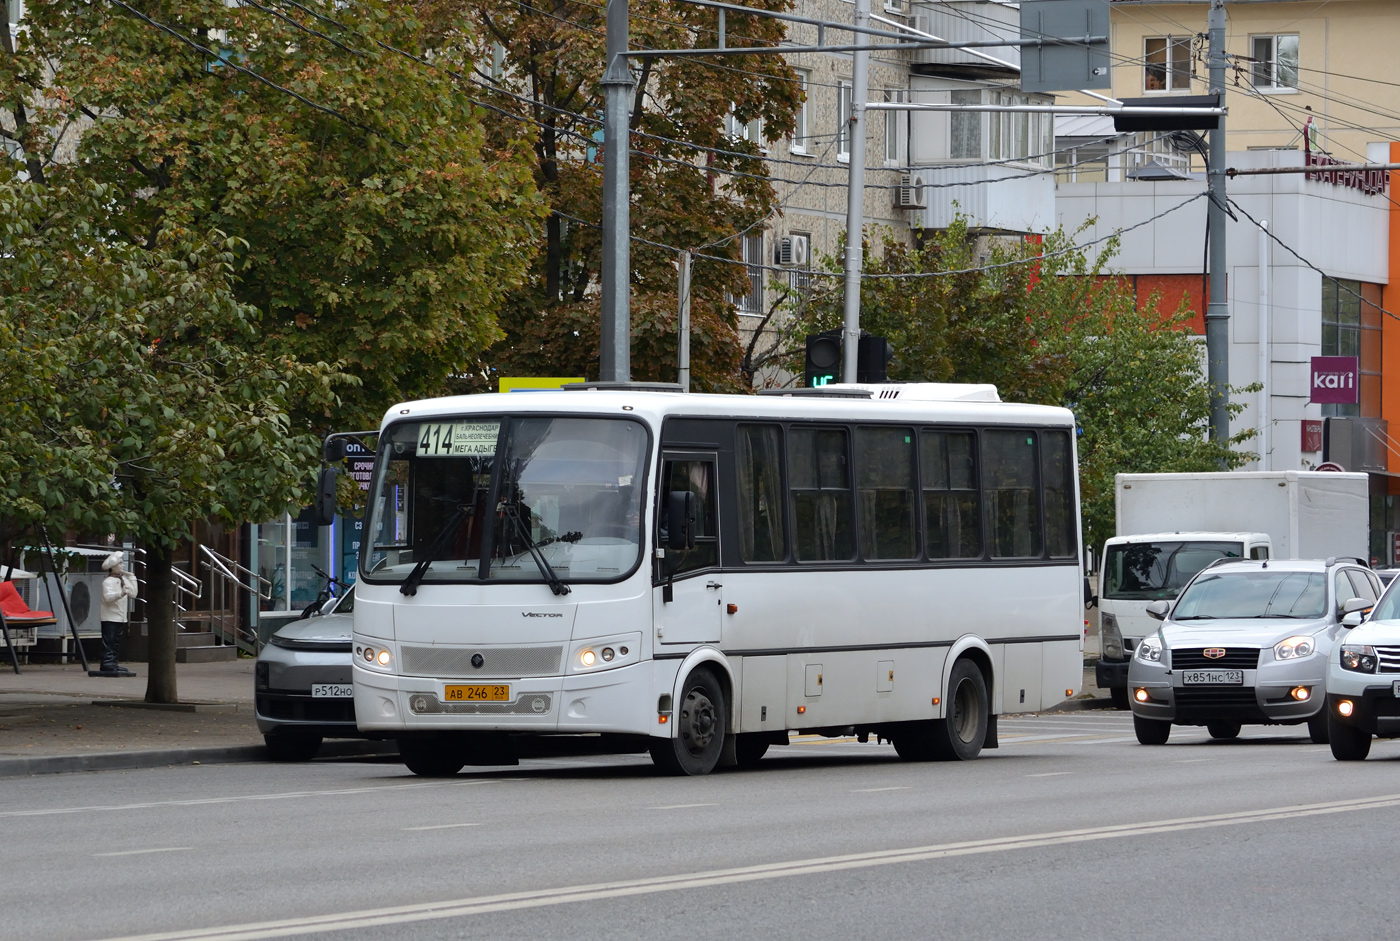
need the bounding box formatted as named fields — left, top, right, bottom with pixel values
left=354, top=659, right=666, bottom=738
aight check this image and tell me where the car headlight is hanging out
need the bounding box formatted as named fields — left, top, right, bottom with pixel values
left=1101, top=613, right=1124, bottom=660
left=1340, top=644, right=1378, bottom=673
left=1136, top=637, right=1163, bottom=663
left=1274, top=635, right=1315, bottom=660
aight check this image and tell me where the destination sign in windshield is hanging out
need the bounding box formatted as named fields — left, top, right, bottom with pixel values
left=417, top=422, right=499, bottom=458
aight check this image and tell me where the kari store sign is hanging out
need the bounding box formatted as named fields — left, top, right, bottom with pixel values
left=1310, top=356, right=1359, bottom=404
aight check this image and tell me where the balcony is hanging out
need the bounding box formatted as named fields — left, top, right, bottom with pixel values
left=910, top=0, right=1020, bottom=77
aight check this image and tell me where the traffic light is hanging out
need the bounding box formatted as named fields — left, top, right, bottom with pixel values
left=804, top=330, right=841, bottom=387
left=857, top=334, right=894, bottom=384
left=805, top=331, right=894, bottom=386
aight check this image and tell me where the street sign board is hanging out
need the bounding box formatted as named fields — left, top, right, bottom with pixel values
left=1310, top=356, right=1359, bottom=404
left=1019, top=0, right=1111, bottom=93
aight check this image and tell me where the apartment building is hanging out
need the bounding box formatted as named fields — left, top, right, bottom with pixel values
left=741, top=0, right=1054, bottom=352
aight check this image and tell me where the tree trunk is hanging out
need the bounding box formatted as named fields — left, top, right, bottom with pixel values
left=143, top=543, right=179, bottom=704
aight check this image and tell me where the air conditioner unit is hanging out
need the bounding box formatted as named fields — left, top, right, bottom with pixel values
left=898, top=173, right=926, bottom=209
left=777, top=234, right=810, bottom=267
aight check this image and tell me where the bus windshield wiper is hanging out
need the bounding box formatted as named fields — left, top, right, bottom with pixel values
left=501, top=503, right=571, bottom=596
left=399, top=505, right=469, bottom=597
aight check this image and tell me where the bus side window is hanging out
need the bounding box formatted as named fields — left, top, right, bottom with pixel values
left=921, top=430, right=981, bottom=559
left=1250, top=545, right=1269, bottom=560
left=789, top=426, right=855, bottom=562
left=856, top=426, right=917, bottom=560
left=661, top=459, right=718, bottom=574
left=984, top=430, right=1042, bottom=559
left=737, top=425, right=787, bottom=563
left=1041, top=430, right=1076, bottom=559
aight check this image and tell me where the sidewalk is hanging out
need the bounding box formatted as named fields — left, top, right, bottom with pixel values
left=0, top=659, right=276, bottom=776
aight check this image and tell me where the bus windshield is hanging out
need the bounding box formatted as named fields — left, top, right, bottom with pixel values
left=362, top=416, right=648, bottom=586
left=1102, top=541, right=1243, bottom=601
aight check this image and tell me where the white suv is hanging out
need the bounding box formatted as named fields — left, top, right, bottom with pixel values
left=1325, top=575, right=1400, bottom=760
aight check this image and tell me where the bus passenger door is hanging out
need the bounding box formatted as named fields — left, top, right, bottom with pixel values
left=654, top=453, right=723, bottom=647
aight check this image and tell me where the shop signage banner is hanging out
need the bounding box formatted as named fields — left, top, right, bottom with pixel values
left=1310, top=356, right=1359, bottom=404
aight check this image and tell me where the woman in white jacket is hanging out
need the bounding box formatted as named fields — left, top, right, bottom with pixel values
left=96, top=552, right=138, bottom=677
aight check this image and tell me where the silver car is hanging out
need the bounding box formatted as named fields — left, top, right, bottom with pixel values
left=254, top=587, right=364, bottom=761
left=1127, top=558, right=1382, bottom=745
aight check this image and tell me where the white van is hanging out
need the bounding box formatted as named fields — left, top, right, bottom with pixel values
left=1095, top=532, right=1271, bottom=707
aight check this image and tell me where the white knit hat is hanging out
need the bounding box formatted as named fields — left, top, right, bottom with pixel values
left=101, top=552, right=125, bottom=571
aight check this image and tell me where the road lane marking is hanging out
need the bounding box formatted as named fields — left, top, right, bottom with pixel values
left=0, top=779, right=504, bottom=820
left=402, top=823, right=479, bottom=831
left=89, top=792, right=1400, bottom=941
left=649, top=803, right=717, bottom=810
left=852, top=786, right=910, bottom=792
left=1026, top=772, right=1073, bottom=778
left=93, top=848, right=190, bottom=858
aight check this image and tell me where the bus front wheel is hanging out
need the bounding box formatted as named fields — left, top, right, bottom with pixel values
left=398, top=735, right=466, bottom=777
left=651, top=667, right=727, bottom=776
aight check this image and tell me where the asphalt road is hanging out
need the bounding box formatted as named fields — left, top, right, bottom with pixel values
left=5, top=713, right=1399, bottom=941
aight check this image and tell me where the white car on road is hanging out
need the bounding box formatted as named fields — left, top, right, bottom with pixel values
left=1326, top=575, right=1400, bottom=760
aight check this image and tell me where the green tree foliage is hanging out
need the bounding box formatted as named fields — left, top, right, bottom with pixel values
left=435, top=0, right=801, bottom=391
left=0, top=178, right=341, bottom=702
left=798, top=222, right=1255, bottom=550
left=3, top=0, right=544, bottom=427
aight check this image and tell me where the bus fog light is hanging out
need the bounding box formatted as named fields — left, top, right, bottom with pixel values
left=1291, top=686, right=1310, bottom=702
left=363, top=647, right=374, bottom=662
left=581, top=650, right=596, bottom=667
left=601, top=647, right=615, bottom=662
left=376, top=649, right=391, bottom=667
left=1134, top=688, right=1150, bottom=703
left=1338, top=700, right=1355, bottom=717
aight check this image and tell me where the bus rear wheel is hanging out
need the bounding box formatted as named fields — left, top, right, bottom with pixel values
left=894, top=659, right=988, bottom=762
left=398, top=735, right=466, bottom=777
left=650, top=667, right=727, bottom=776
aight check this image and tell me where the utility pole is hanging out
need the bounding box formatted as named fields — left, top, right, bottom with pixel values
left=841, top=0, right=870, bottom=383
left=600, top=0, right=632, bottom=382
left=1205, top=0, right=1229, bottom=444
left=677, top=251, right=692, bottom=391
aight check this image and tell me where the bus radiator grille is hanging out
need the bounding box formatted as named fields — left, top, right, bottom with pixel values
left=400, top=644, right=564, bottom=678
left=409, top=694, right=553, bottom=716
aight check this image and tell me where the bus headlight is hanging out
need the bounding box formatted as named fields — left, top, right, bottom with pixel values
left=355, top=643, right=394, bottom=672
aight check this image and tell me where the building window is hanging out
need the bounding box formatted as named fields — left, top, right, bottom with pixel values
left=1322, top=277, right=1361, bottom=418
left=736, top=233, right=765, bottom=317
left=836, top=80, right=853, bottom=162
left=791, top=70, right=810, bottom=154
left=725, top=106, right=764, bottom=150
left=883, top=88, right=906, bottom=166
left=950, top=89, right=981, bottom=160
left=1251, top=35, right=1299, bottom=90
left=1144, top=36, right=1191, bottom=92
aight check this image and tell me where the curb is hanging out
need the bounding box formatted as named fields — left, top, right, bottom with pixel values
left=0, top=740, right=398, bottom=778
left=91, top=699, right=241, bottom=714
left=1042, top=698, right=1122, bottom=713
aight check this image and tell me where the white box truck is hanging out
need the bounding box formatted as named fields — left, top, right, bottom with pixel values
left=1094, top=471, right=1370, bottom=707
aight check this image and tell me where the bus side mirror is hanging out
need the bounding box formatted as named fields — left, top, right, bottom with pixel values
left=323, top=438, right=348, bottom=462
left=667, top=491, right=696, bottom=552
left=313, top=466, right=338, bottom=526
left=1146, top=600, right=1171, bottom=621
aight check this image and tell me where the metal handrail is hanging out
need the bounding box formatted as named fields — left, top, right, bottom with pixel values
left=198, top=545, right=273, bottom=601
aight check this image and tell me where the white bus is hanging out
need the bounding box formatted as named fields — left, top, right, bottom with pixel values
left=351, top=383, right=1084, bottom=776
